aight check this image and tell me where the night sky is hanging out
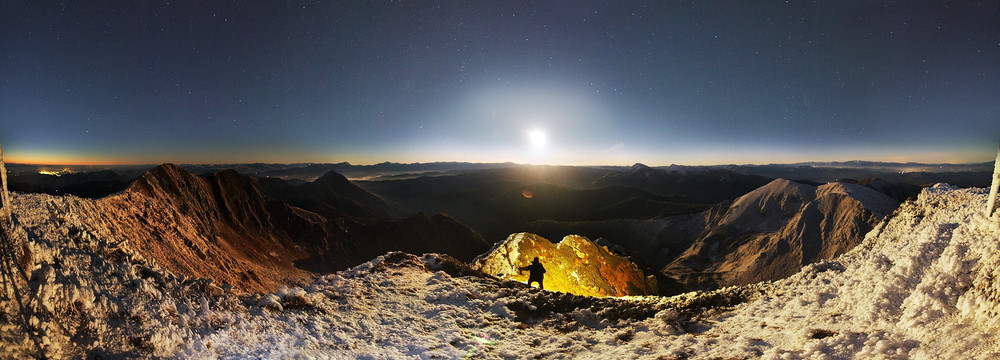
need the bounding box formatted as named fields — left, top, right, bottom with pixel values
left=2, top=1, right=999, bottom=165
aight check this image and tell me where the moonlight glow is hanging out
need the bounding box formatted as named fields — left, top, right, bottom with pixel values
left=527, top=129, right=548, bottom=147
left=3, top=2, right=998, bottom=165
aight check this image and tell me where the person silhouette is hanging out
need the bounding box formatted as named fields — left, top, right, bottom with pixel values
left=519, top=257, right=546, bottom=289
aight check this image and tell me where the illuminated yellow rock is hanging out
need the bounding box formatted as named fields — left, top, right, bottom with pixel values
left=473, top=233, right=655, bottom=297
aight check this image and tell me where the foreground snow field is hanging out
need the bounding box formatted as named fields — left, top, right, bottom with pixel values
left=2, top=184, right=1000, bottom=358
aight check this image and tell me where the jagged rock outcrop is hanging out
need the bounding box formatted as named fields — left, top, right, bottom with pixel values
left=663, top=178, right=900, bottom=289
left=95, top=164, right=322, bottom=292
left=473, top=233, right=655, bottom=297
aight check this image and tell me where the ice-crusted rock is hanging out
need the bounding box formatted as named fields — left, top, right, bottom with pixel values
left=473, top=233, right=655, bottom=297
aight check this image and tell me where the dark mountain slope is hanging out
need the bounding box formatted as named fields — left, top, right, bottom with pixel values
left=8, top=169, right=134, bottom=198
left=258, top=170, right=400, bottom=221
left=358, top=165, right=715, bottom=243
left=296, top=212, right=489, bottom=273
left=592, top=163, right=775, bottom=203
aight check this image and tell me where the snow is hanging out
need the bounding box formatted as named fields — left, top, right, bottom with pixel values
left=817, top=181, right=899, bottom=218
left=3, top=183, right=1000, bottom=358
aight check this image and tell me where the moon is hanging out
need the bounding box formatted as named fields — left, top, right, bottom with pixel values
left=527, top=129, right=548, bottom=147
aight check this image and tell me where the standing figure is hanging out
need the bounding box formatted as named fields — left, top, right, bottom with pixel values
left=519, top=257, right=546, bottom=289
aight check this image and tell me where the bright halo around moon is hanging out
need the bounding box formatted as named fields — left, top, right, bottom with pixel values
left=527, top=129, right=548, bottom=147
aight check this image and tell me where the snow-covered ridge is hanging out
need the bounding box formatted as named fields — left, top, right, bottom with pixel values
left=816, top=181, right=899, bottom=218
left=722, top=179, right=898, bottom=230
left=3, top=184, right=1000, bottom=358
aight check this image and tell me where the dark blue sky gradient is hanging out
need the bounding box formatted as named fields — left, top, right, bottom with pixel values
left=2, top=1, right=999, bottom=165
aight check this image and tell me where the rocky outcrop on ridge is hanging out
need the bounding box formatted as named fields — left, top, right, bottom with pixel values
left=473, top=233, right=656, bottom=297
left=97, top=164, right=323, bottom=292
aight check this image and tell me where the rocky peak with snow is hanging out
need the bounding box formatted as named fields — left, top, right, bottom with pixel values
left=663, top=178, right=902, bottom=289
left=626, top=162, right=651, bottom=175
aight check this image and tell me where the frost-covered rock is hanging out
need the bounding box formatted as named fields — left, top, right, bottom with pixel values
left=473, top=233, right=656, bottom=297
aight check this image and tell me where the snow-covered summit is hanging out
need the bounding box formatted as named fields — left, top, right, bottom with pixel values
left=721, top=178, right=898, bottom=230
left=664, top=178, right=902, bottom=288
left=817, top=181, right=899, bottom=218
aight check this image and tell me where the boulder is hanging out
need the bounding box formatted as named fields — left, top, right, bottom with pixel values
left=473, top=233, right=655, bottom=297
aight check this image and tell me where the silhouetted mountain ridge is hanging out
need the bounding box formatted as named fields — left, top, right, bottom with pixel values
left=258, top=170, right=400, bottom=221
left=593, top=164, right=775, bottom=203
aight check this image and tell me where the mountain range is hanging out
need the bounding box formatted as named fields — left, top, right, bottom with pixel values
left=38, top=164, right=490, bottom=293
left=3, top=176, right=998, bottom=358
left=4, top=161, right=938, bottom=295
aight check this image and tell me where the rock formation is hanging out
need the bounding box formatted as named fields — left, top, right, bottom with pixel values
left=473, top=233, right=655, bottom=297
left=96, top=164, right=320, bottom=292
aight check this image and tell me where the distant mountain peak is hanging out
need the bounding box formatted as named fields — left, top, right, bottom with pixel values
left=630, top=163, right=650, bottom=171
left=314, top=169, right=351, bottom=185
left=146, top=162, right=183, bottom=177
left=623, top=163, right=656, bottom=179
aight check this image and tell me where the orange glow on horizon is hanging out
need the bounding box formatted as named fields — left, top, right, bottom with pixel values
left=4, top=154, right=126, bottom=166
left=2, top=144, right=995, bottom=167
